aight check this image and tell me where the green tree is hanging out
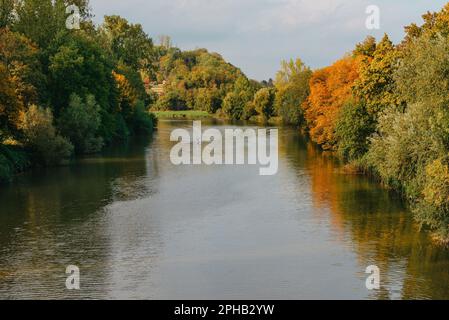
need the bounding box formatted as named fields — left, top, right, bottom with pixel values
left=222, top=92, right=243, bottom=119
left=59, top=94, right=103, bottom=154
left=274, top=58, right=312, bottom=125
left=13, top=0, right=91, bottom=47
left=100, top=15, right=154, bottom=71
left=253, top=87, right=275, bottom=121
left=221, top=76, right=254, bottom=120
left=242, top=100, right=257, bottom=120
left=335, top=100, right=375, bottom=161
left=403, top=3, right=449, bottom=43
left=337, top=34, right=402, bottom=162
left=364, top=20, right=449, bottom=243
left=47, top=31, right=116, bottom=116
left=353, top=34, right=401, bottom=117
left=395, top=33, right=449, bottom=107
left=14, top=0, right=57, bottom=47
left=151, top=48, right=247, bottom=114
left=353, top=36, right=376, bottom=58
left=194, top=87, right=221, bottom=113
left=367, top=103, right=448, bottom=193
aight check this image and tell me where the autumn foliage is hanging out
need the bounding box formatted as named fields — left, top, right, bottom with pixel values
left=304, top=56, right=361, bottom=150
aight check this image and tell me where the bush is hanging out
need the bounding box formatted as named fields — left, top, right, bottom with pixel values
left=414, top=159, right=449, bottom=242
left=59, top=94, right=104, bottom=154
left=19, top=105, right=73, bottom=165
left=366, top=102, right=449, bottom=240
left=367, top=103, right=449, bottom=194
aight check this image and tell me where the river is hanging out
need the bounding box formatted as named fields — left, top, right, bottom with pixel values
left=0, top=119, right=448, bottom=300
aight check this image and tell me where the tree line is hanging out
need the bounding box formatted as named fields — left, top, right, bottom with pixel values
left=149, top=48, right=311, bottom=125
left=276, top=4, right=449, bottom=243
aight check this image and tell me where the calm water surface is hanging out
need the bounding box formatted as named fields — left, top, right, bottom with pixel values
left=0, top=119, right=448, bottom=300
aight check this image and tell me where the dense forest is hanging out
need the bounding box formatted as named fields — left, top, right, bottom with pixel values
left=0, top=0, right=160, bottom=182
left=2, top=1, right=449, bottom=242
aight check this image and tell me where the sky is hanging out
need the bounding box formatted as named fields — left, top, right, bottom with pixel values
left=90, top=0, right=449, bottom=80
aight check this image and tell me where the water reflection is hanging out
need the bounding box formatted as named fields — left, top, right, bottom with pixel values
left=0, top=120, right=448, bottom=299
left=279, top=128, right=449, bottom=300
left=0, top=136, right=158, bottom=299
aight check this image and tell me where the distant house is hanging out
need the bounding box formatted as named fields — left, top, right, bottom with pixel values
left=148, top=80, right=166, bottom=96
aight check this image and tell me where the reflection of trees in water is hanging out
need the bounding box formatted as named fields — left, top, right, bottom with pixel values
left=0, top=134, right=159, bottom=299
left=2, top=123, right=448, bottom=299
left=279, top=127, right=449, bottom=300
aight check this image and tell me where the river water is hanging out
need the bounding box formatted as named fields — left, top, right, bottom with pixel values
left=0, top=119, right=448, bottom=300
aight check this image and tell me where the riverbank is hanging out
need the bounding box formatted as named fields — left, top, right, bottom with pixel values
left=0, top=121, right=156, bottom=185
left=153, top=110, right=285, bottom=126
left=153, top=111, right=212, bottom=120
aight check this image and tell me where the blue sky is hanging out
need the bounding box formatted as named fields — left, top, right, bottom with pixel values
left=90, top=0, right=449, bottom=80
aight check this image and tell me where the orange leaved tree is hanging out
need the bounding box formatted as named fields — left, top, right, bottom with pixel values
left=304, top=56, right=361, bottom=150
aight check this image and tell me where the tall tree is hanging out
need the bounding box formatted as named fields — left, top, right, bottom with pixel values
left=274, top=58, right=312, bottom=125
left=305, top=56, right=360, bottom=150
left=353, top=34, right=402, bottom=117
left=100, top=15, right=153, bottom=71
left=13, top=0, right=91, bottom=47
left=403, top=3, right=449, bottom=44
left=47, top=31, right=116, bottom=115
